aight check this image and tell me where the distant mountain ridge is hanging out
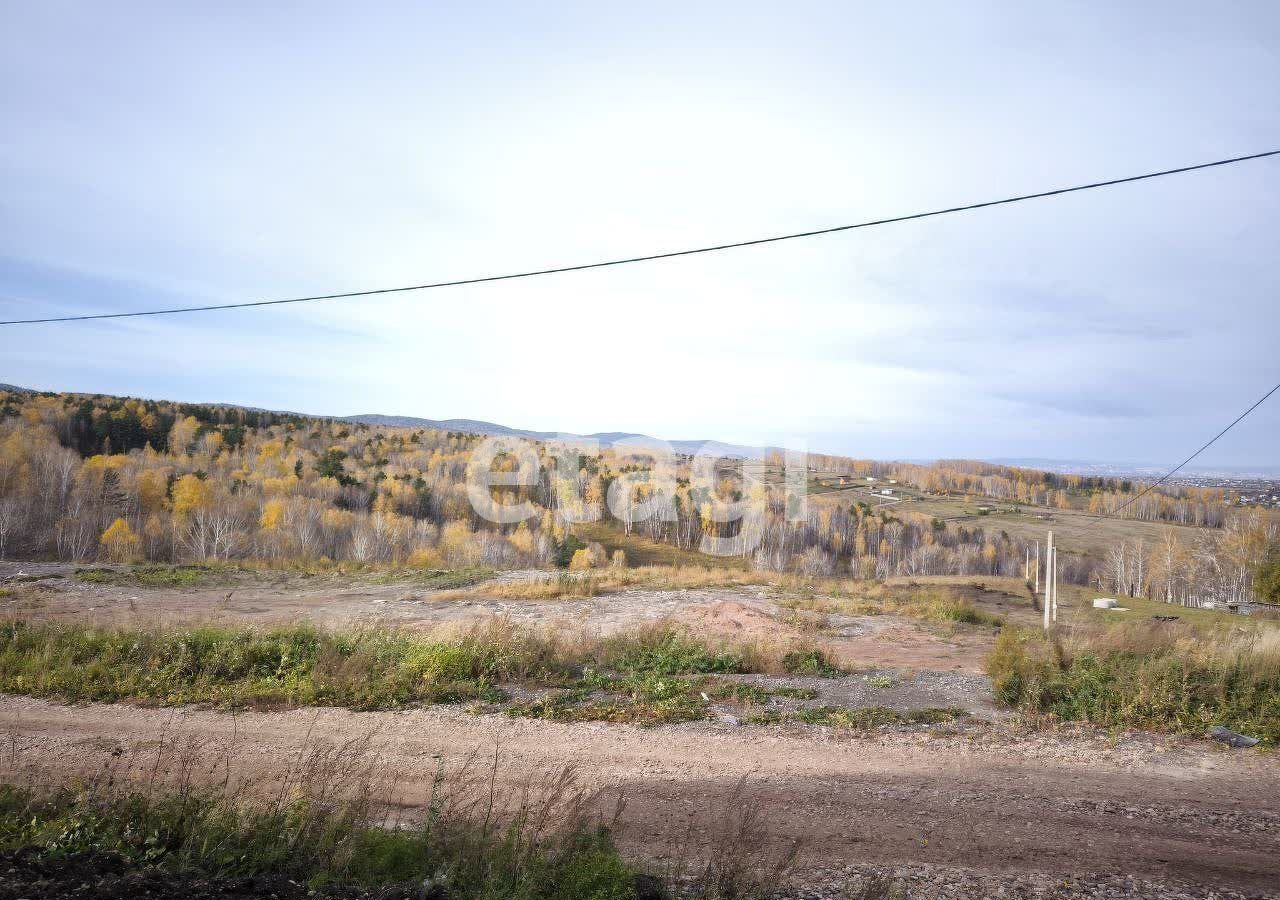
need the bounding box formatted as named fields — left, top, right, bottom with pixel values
left=986, top=457, right=1280, bottom=479
left=0, top=381, right=765, bottom=457
left=6, top=383, right=1271, bottom=472
left=341, top=413, right=765, bottom=458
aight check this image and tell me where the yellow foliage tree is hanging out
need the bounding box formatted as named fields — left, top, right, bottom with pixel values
left=137, top=469, right=169, bottom=513
left=99, top=518, right=140, bottom=562
left=568, top=548, right=594, bottom=571
left=260, top=499, right=285, bottom=531
left=508, top=522, right=535, bottom=556
left=439, top=520, right=481, bottom=566
left=261, top=475, right=298, bottom=495
left=169, top=416, right=201, bottom=454
left=171, top=474, right=212, bottom=517
left=407, top=546, right=444, bottom=568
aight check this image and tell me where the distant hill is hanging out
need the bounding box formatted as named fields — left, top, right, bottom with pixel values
left=987, top=457, right=1280, bottom=479
left=0, top=383, right=764, bottom=458
left=340, top=413, right=764, bottom=458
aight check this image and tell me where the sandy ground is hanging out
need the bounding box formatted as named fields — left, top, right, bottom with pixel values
left=2, top=695, right=1278, bottom=896
left=0, top=562, right=998, bottom=673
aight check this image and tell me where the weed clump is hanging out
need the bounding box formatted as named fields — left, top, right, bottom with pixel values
left=0, top=739, right=644, bottom=899
left=75, top=564, right=230, bottom=587
left=602, top=624, right=747, bottom=676
left=790, top=706, right=964, bottom=729
left=781, top=648, right=844, bottom=677
left=986, top=623, right=1280, bottom=744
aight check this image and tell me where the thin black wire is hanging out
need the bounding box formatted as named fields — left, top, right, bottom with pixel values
left=1098, top=378, right=1280, bottom=521
left=2, top=149, right=1277, bottom=326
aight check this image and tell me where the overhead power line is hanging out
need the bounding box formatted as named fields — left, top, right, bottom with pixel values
left=1101, top=378, right=1280, bottom=521
left=2, top=148, right=1278, bottom=326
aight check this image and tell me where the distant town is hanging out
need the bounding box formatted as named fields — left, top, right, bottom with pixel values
left=983, top=458, right=1280, bottom=509
left=1166, top=475, right=1280, bottom=509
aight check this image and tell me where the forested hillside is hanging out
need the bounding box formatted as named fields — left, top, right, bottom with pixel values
left=0, top=388, right=1274, bottom=604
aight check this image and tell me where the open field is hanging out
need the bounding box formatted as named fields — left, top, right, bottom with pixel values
left=908, top=495, right=1222, bottom=561
left=1, top=559, right=1278, bottom=896
left=574, top=522, right=752, bottom=569
left=0, top=561, right=1032, bottom=676
left=808, top=473, right=1227, bottom=560
left=751, top=463, right=1238, bottom=565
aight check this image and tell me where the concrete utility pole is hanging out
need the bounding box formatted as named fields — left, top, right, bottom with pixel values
left=1034, top=542, right=1040, bottom=594
left=1043, top=531, right=1055, bottom=631
left=1051, top=542, right=1059, bottom=623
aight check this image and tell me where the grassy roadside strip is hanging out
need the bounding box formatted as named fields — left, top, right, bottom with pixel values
left=986, top=622, right=1280, bottom=745
left=0, top=619, right=845, bottom=723
left=0, top=737, right=647, bottom=900
left=0, top=786, right=642, bottom=900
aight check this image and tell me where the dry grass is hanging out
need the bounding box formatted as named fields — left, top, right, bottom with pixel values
left=776, top=582, right=1007, bottom=628
left=988, top=618, right=1280, bottom=743
left=1076, top=619, right=1280, bottom=672
left=673, top=775, right=801, bottom=900
left=573, top=522, right=751, bottom=570
left=907, top=494, right=1225, bottom=561
left=0, top=732, right=639, bottom=897
left=429, top=566, right=770, bottom=602
left=0, top=722, right=812, bottom=898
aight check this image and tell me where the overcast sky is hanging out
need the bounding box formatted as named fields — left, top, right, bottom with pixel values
left=2, top=2, right=1278, bottom=466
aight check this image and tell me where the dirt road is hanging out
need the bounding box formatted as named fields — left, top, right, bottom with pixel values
left=4, top=694, right=1277, bottom=896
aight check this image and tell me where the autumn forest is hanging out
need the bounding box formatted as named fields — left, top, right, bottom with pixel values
left=0, top=387, right=1275, bottom=606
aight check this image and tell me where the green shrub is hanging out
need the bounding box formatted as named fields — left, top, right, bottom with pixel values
left=781, top=648, right=844, bottom=677
left=0, top=621, right=557, bottom=709
left=601, top=625, right=746, bottom=676
left=924, top=596, right=1004, bottom=627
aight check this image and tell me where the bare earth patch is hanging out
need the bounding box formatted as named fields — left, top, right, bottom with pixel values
left=0, top=563, right=1000, bottom=674
left=2, top=695, right=1277, bottom=897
